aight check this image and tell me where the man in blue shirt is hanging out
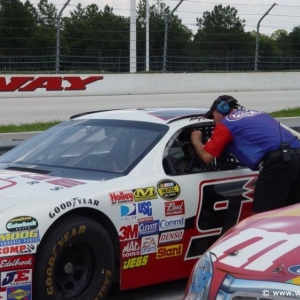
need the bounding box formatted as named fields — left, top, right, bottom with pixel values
left=191, top=95, right=300, bottom=214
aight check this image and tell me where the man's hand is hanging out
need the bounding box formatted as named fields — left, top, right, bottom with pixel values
left=191, top=130, right=202, bottom=146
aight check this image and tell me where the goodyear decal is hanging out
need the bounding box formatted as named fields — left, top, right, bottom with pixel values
left=133, top=186, right=157, bottom=202
left=157, top=179, right=180, bottom=200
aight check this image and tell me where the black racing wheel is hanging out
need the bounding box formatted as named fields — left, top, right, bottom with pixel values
left=33, top=215, right=115, bottom=300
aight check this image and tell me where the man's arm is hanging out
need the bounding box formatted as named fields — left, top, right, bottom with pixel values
left=190, top=130, right=215, bottom=164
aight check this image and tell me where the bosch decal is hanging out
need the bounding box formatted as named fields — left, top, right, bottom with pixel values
left=0, top=76, right=103, bottom=92
left=133, top=187, right=158, bottom=202
left=157, top=244, right=183, bottom=259
left=164, top=200, right=185, bottom=216
left=157, top=179, right=180, bottom=200
left=109, top=191, right=134, bottom=205
left=6, top=216, right=38, bottom=232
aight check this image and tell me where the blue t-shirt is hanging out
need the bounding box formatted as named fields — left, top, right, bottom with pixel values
left=204, top=109, right=300, bottom=170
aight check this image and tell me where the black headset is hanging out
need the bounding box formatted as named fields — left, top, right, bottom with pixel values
left=216, top=97, right=238, bottom=115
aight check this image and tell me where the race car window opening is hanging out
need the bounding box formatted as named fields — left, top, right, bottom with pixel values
left=0, top=119, right=169, bottom=174
left=163, top=125, right=242, bottom=175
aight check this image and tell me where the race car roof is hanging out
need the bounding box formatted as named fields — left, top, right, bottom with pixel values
left=70, top=108, right=209, bottom=124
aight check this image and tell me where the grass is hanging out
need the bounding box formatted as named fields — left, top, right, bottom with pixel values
left=0, top=107, right=299, bottom=133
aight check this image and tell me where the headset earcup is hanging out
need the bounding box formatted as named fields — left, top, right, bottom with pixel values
left=216, top=101, right=230, bottom=114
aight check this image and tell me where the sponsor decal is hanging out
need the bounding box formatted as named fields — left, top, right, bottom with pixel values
left=164, top=200, right=185, bottom=216
left=0, top=76, right=103, bottom=92
left=119, top=224, right=139, bottom=241
left=1, top=269, right=32, bottom=287
left=109, top=191, right=134, bottom=205
left=139, top=220, right=160, bottom=237
left=140, top=235, right=158, bottom=255
left=7, top=285, right=31, bottom=300
left=0, top=245, right=27, bottom=257
left=6, top=216, right=38, bottom=232
left=137, top=201, right=153, bottom=218
left=160, top=216, right=185, bottom=231
left=0, top=255, right=34, bottom=271
left=121, top=240, right=141, bottom=258
left=288, top=265, right=300, bottom=275
left=133, top=187, right=158, bottom=202
left=120, top=204, right=137, bottom=221
left=157, top=244, right=183, bottom=259
left=46, top=226, right=86, bottom=295
left=0, top=230, right=40, bottom=246
left=159, top=229, right=184, bottom=244
left=157, top=179, right=180, bottom=200
left=123, top=255, right=149, bottom=269
left=49, top=197, right=100, bottom=218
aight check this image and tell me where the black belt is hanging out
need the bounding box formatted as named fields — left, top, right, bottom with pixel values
left=265, top=148, right=300, bottom=159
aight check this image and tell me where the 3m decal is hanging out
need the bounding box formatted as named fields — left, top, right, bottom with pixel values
left=133, top=187, right=157, bottom=201
left=164, top=200, right=185, bottom=216
left=119, top=224, right=139, bottom=241
left=157, top=179, right=180, bottom=200
left=185, top=176, right=256, bottom=260
left=123, top=255, right=149, bottom=269
left=0, top=76, right=103, bottom=92
left=1, top=269, right=32, bottom=287
left=157, top=244, right=183, bottom=259
left=6, top=216, right=38, bottom=232
left=109, top=191, right=134, bottom=205
left=211, top=228, right=300, bottom=272
left=0, top=255, right=34, bottom=271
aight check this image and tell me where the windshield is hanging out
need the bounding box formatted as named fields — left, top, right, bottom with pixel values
left=0, top=119, right=169, bottom=174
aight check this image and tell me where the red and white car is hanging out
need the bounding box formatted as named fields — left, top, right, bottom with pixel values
left=2, top=107, right=296, bottom=300
left=184, top=203, right=300, bottom=300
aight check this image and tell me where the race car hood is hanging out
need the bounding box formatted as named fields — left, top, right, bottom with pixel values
left=210, top=204, right=300, bottom=281
left=0, top=166, right=123, bottom=212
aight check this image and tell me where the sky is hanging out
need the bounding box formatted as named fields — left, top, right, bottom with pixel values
left=30, top=0, right=300, bottom=36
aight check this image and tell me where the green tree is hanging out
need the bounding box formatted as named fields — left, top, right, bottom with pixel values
left=0, top=0, right=36, bottom=49
left=193, top=5, right=249, bottom=56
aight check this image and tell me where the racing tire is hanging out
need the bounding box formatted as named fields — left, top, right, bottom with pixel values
left=33, top=215, right=115, bottom=300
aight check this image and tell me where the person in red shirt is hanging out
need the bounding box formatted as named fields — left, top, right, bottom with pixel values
left=191, top=95, right=300, bottom=214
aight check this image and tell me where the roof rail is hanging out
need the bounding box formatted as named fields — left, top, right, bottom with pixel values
left=70, top=109, right=123, bottom=120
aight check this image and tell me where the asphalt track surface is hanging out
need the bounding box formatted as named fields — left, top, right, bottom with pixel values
left=1, top=89, right=300, bottom=125
left=1, top=90, right=300, bottom=299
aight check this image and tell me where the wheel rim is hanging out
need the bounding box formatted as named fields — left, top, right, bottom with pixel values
left=55, top=242, right=95, bottom=298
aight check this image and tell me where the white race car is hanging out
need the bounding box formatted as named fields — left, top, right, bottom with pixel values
left=0, top=108, right=258, bottom=300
